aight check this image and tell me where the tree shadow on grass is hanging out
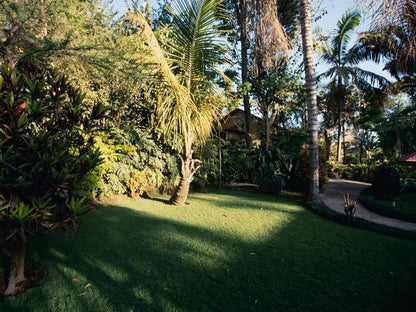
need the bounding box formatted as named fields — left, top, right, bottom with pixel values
left=1, top=191, right=416, bottom=312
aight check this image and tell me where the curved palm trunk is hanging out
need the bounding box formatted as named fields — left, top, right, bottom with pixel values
left=169, top=153, right=194, bottom=206
left=169, top=133, right=200, bottom=206
left=4, top=239, right=26, bottom=296
left=300, top=0, right=320, bottom=202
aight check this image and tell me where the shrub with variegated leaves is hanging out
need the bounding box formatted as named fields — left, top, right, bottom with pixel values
left=0, top=65, right=105, bottom=296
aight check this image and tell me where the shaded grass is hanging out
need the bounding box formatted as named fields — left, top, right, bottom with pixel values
left=382, top=192, right=416, bottom=215
left=1, top=189, right=416, bottom=311
left=360, top=189, right=416, bottom=223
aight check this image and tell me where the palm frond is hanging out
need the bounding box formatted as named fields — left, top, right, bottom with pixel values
left=332, top=9, right=361, bottom=61
left=316, top=67, right=337, bottom=84
left=166, top=0, right=229, bottom=91
left=127, top=0, right=228, bottom=151
left=127, top=6, right=196, bottom=150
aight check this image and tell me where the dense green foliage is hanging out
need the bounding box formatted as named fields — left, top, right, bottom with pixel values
left=193, top=129, right=314, bottom=195
left=0, top=66, right=103, bottom=232
left=91, top=128, right=179, bottom=199
left=1, top=191, right=415, bottom=310
left=328, top=162, right=376, bottom=182
left=0, top=65, right=104, bottom=294
left=372, top=162, right=413, bottom=200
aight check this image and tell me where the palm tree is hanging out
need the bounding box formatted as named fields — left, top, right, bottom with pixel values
left=357, top=0, right=415, bottom=98
left=128, top=0, right=229, bottom=205
left=299, top=0, right=319, bottom=202
left=317, top=9, right=388, bottom=163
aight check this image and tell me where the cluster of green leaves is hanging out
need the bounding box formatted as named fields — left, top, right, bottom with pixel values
left=372, top=162, right=414, bottom=200
left=194, top=129, right=311, bottom=194
left=328, top=162, right=376, bottom=183
left=90, top=128, right=179, bottom=199
left=0, top=65, right=104, bottom=251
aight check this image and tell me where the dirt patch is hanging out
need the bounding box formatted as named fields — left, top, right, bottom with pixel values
left=99, top=194, right=129, bottom=204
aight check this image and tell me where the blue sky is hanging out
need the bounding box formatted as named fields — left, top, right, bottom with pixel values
left=111, top=0, right=389, bottom=79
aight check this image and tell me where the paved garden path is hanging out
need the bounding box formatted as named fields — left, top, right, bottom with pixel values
left=320, top=179, right=416, bottom=232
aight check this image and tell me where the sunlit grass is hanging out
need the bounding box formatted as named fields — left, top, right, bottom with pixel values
left=1, top=189, right=415, bottom=312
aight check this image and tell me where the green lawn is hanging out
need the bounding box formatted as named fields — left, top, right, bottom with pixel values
left=1, top=190, right=416, bottom=312
left=375, top=192, right=416, bottom=214
left=398, top=192, right=416, bottom=214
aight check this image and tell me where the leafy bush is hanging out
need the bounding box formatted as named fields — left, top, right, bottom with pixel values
left=221, top=143, right=258, bottom=183
left=257, top=151, right=285, bottom=194
left=328, top=162, right=375, bottom=182
left=192, top=139, right=220, bottom=190
left=91, top=128, right=179, bottom=199
left=372, top=162, right=413, bottom=200
left=0, top=66, right=104, bottom=295
left=126, top=170, right=149, bottom=196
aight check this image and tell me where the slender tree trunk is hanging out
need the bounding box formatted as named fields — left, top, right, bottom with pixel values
left=5, top=239, right=26, bottom=296
left=395, top=128, right=402, bottom=158
left=300, top=0, right=320, bottom=202
left=264, top=104, right=279, bottom=151
left=218, top=134, right=222, bottom=188
left=343, top=123, right=347, bottom=164
left=336, top=112, right=342, bottom=163
left=263, top=104, right=271, bottom=150
left=235, top=0, right=253, bottom=147
left=324, top=128, right=332, bottom=162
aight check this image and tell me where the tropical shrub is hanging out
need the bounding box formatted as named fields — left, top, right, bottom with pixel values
left=0, top=66, right=104, bottom=295
left=126, top=170, right=149, bottom=196
left=328, top=162, right=376, bottom=182
left=192, top=139, right=220, bottom=191
left=372, top=162, right=413, bottom=200
left=221, top=143, right=258, bottom=183
left=91, top=128, right=179, bottom=199
left=257, top=150, right=285, bottom=194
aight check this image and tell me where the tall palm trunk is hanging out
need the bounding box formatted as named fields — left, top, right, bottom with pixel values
left=337, top=110, right=343, bottom=163
left=235, top=0, right=253, bottom=147
left=300, top=0, right=320, bottom=202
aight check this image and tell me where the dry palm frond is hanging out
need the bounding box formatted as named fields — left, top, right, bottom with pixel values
left=251, top=0, right=290, bottom=74
left=127, top=6, right=196, bottom=151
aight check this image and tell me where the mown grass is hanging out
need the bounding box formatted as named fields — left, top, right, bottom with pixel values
left=360, top=190, right=416, bottom=223
left=1, top=190, right=416, bottom=312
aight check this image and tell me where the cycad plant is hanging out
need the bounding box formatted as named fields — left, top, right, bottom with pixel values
left=128, top=0, right=229, bottom=205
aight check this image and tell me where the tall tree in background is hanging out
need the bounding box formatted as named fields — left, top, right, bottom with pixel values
left=299, top=0, right=319, bottom=201
left=357, top=0, right=416, bottom=100
left=0, top=0, right=123, bottom=111
left=317, top=10, right=388, bottom=163
left=128, top=0, right=229, bottom=206
left=250, top=0, right=299, bottom=150
left=225, top=0, right=289, bottom=147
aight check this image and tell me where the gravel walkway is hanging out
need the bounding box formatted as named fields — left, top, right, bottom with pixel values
left=320, top=179, right=416, bottom=232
